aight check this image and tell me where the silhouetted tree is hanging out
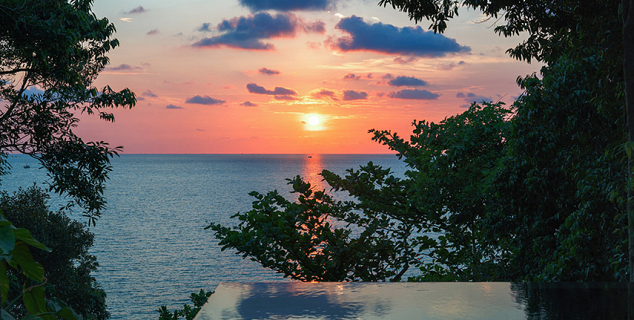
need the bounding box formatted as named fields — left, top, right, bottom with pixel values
left=0, top=0, right=135, bottom=317
left=0, top=0, right=135, bottom=223
left=378, top=0, right=634, bottom=282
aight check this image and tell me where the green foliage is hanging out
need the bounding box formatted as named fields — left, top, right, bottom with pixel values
left=378, top=0, right=634, bottom=281
left=492, top=50, right=626, bottom=281
left=0, top=0, right=136, bottom=223
left=0, top=213, right=48, bottom=300
left=0, top=0, right=133, bottom=317
left=373, top=0, right=628, bottom=282
left=1, top=187, right=108, bottom=319
left=370, top=102, right=512, bottom=281
left=157, top=290, right=213, bottom=320
left=208, top=173, right=416, bottom=281
left=0, top=211, right=80, bottom=320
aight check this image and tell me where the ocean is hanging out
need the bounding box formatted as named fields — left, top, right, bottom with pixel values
left=2, top=154, right=407, bottom=319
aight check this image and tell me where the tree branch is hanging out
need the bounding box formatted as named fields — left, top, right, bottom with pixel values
left=0, top=68, right=32, bottom=76
left=1, top=71, right=31, bottom=122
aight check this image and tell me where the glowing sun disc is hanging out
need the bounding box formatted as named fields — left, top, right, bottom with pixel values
left=308, top=115, right=320, bottom=126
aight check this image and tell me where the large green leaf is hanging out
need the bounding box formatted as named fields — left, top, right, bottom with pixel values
left=24, top=286, right=52, bottom=320
left=0, top=225, right=15, bottom=255
left=0, top=309, right=17, bottom=320
left=11, top=242, right=44, bottom=282
left=13, top=229, right=49, bottom=252
left=48, top=297, right=80, bottom=320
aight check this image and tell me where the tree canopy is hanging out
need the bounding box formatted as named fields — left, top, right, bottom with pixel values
left=379, top=0, right=634, bottom=280
left=2, top=187, right=109, bottom=319
left=0, top=0, right=136, bottom=223
left=0, top=0, right=135, bottom=317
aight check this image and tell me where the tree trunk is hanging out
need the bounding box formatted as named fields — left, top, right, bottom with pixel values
left=623, top=0, right=634, bottom=282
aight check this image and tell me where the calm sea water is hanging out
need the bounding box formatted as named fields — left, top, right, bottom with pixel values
left=2, top=154, right=407, bottom=319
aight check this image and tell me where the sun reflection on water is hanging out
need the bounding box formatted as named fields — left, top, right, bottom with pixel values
left=301, top=154, right=327, bottom=192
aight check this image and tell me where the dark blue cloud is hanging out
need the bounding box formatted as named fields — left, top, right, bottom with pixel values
left=185, top=95, right=226, bottom=105
left=274, top=95, right=299, bottom=100
left=437, top=60, right=466, bottom=70
left=259, top=67, right=281, bottom=75
left=343, top=73, right=374, bottom=80
left=107, top=64, right=142, bottom=71
left=192, top=12, right=325, bottom=50
left=311, top=88, right=337, bottom=100
left=128, top=6, right=146, bottom=14
left=142, top=90, right=157, bottom=97
left=247, top=83, right=297, bottom=95
left=198, top=23, right=213, bottom=32
left=343, top=90, right=368, bottom=101
left=327, top=16, right=470, bottom=57
left=457, top=92, right=493, bottom=107
left=241, top=101, right=258, bottom=107
left=238, top=0, right=330, bottom=11
left=388, top=89, right=439, bottom=100
left=388, top=76, right=428, bottom=87
left=394, top=56, right=419, bottom=64
left=166, top=104, right=183, bottom=109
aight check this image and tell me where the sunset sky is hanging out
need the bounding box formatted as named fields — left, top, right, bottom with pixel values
left=82, top=0, right=541, bottom=154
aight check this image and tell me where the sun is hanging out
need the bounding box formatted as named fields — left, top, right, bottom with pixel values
left=308, top=115, right=320, bottom=126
